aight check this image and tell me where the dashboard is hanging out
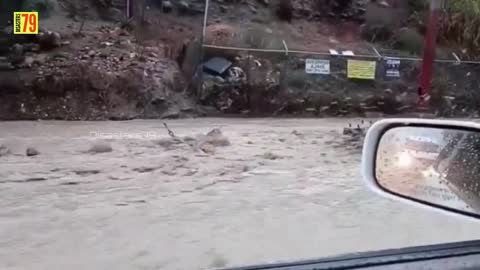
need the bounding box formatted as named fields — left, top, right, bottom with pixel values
left=226, top=240, right=480, bottom=270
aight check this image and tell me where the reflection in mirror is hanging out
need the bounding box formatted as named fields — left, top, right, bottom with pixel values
left=376, top=126, right=480, bottom=215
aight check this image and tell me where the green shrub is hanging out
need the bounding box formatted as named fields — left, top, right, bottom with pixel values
left=361, top=24, right=393, bottom=42
left=286, top=70, right=308, bottom=89
left=449, top=0, right=480, bottom=16
left=439, top=0, right=480, bottom=59
left=392, top=28, right=424, bottom=55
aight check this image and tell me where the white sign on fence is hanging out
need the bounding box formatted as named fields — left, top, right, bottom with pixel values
left=385, top=58, right=401, bottom=78
left=305, top=59, right=330, bottom=74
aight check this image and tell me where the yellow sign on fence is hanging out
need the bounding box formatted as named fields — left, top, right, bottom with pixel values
left=347, top=60, right=376, bottom=80
left=13, top=12, right=39, bottom=34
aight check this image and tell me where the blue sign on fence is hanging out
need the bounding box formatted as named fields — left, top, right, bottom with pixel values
left=385, top=58, right=401, bottom=79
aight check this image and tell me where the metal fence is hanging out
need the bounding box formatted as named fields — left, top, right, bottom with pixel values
left=199, top=43, right=480, bottom=116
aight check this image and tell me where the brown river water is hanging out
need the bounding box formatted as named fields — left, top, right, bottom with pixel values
left=0, top=118, right=479, bottom=270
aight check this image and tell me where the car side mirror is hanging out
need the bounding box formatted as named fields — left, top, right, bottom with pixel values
left=362, top=119, right=480, bottom=220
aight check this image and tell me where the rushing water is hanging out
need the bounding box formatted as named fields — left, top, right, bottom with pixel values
left=0, top=118, right=479, bottom=270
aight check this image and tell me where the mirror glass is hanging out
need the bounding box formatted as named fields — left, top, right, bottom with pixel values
left=376, top=126, right=480, bottom=215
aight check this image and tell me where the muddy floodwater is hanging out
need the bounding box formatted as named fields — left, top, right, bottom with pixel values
left=1, top=118, right=480, bottom=270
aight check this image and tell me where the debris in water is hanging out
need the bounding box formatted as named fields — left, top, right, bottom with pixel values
left=261, top=151, right=282, bottom=160
left=161, top=168, right=177, bottom=176
left=133, top=166, right=162, bottom=173
left=88, top=142, right=113, bottom=154
left=163, top=122, right=177, bottom=138
left=292, top=130, right=302, bottom=136
left=200, top=143, right=216, bottom=154
left=184, top=168, right=199, bottom=176
left=0, top=145, right=10, bottom=156
left=156, top=137, right=183, bottom=149
left=26, top=147, right=39, bottom=156
left=192, top=129, right=231, bottom=153
left=201, top=128, right=230, bottom=147
left=60, top=181, right=80, bottom=185
left=74, top=169, right=101, bottom=176
left=25, top=177, right=47, bottom=182
left=183, top=136, right=196, bottom=142
left=115, top=203, right=129, bottom=206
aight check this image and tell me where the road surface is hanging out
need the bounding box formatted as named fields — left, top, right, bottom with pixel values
left=1, top=118, right=480, bottom=270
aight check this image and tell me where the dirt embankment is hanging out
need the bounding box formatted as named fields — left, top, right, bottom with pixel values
left=0, top=1, right=206, bottom=120
left=0, top=23, right=200, bottom=120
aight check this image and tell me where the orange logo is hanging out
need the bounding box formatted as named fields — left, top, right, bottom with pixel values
left=13, top=12, right=39, bottom=34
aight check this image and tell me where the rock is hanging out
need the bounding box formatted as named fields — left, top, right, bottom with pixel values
left=207, top=128, right=222, bottom=137
left=156, top=137, right=183, bottom=149
left=163, top=0, right=173, bottom=12
left=26, top=147, right=39, bottom=156
left=291, top=130, right=303, bottom=136
left=12, top=43, right=23, bottom=56
left=199, top=143, right=215, bottom=154
left=33, top=54, right=47, bottom=65
left=100, top=42, right=113, bottom=47
left=88, top=142, right=113, bottom=154
left=0, top=145, right=10, bottom=156
left=220, top=5, right=228, bottom=13
left=23, top=56, right=35, bottom=67
left=161, top=108, right=181, bottom=119
left=203, top=128, right=230, bottom=146
left=178, top=1, right=190, bottom=14
left=37, top=31, right=61, bottom=50
left=88, top=50, right=96, bottom=57
left=183, top=136, right=196, bottom=142
left=74, top=169, right=100, bottom=176
left=262, top=151, right=281, bottom=160
left=23, top=43, right=40, bottom=52
left=378, top=1, right=390, bottom=7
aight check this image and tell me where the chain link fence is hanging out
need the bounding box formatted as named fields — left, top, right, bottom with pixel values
left=198, top=43, right=480, bottom=116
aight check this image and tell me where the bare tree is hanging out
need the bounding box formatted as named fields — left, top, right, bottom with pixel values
left=77, top=2, right=88, bottom=35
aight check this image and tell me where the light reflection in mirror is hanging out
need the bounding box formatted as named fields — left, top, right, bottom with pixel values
left=376, top=126, right=480, bottom=215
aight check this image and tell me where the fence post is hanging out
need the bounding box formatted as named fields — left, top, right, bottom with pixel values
left=247, top=50, right=251, bottom=110
left=125, top=0, right=132, bottom=19
left=197, top=0, right=210, bottom=99
left=418, top=0, right=442, bottom=107
left=280, top=40, right=289, bottom=91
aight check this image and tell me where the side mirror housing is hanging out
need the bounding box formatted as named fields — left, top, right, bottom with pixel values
left=362, top=119, right=480, bottom=220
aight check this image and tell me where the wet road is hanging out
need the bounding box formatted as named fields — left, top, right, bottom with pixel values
left=1, top=118, right=480, bottom=270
